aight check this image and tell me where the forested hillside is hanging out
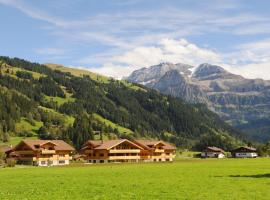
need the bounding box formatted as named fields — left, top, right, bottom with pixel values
left=0, top=56, right=244, bottom=150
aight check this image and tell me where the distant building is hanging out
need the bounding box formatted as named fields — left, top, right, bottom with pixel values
left=7, top=140, right=74, bottom=166
left=81, top=139, right=143, bottom=163
left=201, top=146, right=225, bottom=158
left=133, top=140, right=176, bottom=162
left=231, top=146, right=258, bottom=158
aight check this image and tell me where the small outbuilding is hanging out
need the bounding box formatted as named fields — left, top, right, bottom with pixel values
left=231, top=146, right=258, bottom=158
left=201, top=146, right=225, bottom=158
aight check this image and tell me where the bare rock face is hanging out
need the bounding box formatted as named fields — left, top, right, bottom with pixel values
left=126, top=62, right=270, bottom=141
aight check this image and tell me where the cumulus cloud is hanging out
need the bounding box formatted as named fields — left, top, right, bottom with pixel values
left=89, top=38, right=221, bottom=78
left=88, top=38, right=270, bottom=80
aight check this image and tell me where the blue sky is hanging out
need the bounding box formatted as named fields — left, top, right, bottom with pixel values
left=1, top=0, right=270, bottom=79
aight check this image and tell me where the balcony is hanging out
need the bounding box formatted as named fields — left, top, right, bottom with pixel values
left=154, top=149, right=164, bottom=153
left=108, top=156, right=140, bottom=160
left=109, top=149, right=141, bottom=153
left=41, top=150, right=56, bottom=154
left=84, top=149, right=94, bottom=154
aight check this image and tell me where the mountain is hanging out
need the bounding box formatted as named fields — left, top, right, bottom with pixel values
left=127, top=62, right=270, bottom=142
left=0, top=56, right=243, bottom=150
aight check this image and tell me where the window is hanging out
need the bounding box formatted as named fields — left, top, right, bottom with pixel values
left=100, top=153, right=104, bottom=157
left=41, top=161, right=46, bottom=165
left=59, top=160, right=65, bottom=164
left=100, top=160, right=104, bottom=163
left=93, top=160, right=96, bottom=163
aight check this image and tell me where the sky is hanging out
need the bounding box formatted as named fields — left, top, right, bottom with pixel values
left=1, top=0, right=270, bottom=79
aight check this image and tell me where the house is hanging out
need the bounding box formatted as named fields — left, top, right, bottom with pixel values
left=73, top=154, right=86, bottom=162
left=231, top=146, right=258, bottom=158
left=8, top=140, right=75, bottom=166
left=81, top=139, right=143, bottom=163
left=201, top=146, right=225, bottom=158
left=133, top=140, right=176, bottom=162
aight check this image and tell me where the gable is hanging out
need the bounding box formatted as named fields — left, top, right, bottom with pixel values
left=13, top=141, right=33, bottom=151
left=110, top=140, right=143, bottom=150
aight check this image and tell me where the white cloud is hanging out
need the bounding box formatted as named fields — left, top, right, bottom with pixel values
left=88, top=38, right=221, bottom=78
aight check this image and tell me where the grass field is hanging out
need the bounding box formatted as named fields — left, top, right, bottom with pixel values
left=0, top=158, right=270, bottom=200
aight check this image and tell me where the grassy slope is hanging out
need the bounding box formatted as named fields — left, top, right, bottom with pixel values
left=0, top=62, right=45, bottom=79
left=46, top=63, right=147, bottom=91
left=45, top=63, right=110, bottom=83
left=0, top=159, right=270, bottom=199
left=15, top=118, right=43, bottom=135
left=93, top=113, right=133, bottom=135
left=0, top=136, right=37, bottom=148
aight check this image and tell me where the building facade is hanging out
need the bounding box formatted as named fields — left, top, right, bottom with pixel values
left=8, top=140, right=74, bottom=166
left=201, top=146, right=225, bottom=158
left=231, top=146, right=258, bottom=158
left=81, top=139, right=177, bottom=163
left=81, top=139, right=143, bottom=163
left=133, top=140, right=176, bottom=162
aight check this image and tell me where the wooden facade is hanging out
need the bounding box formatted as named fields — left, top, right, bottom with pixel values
left=81, top=139, right=176, bottom=163
left=8, top=140, right=74, bottom=166
left=134, top=140, right=176, bottom=162
left=81, top=139, right=143, bottom=163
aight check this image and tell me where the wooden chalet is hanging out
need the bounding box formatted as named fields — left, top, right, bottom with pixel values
left=201, top=146, right=225, bottom=158
left=133, top=140, right=176, bottom=162
left=8, top=140, right=75, bottom=166
left=231, top=146, right=258, bottom=158
left=81, top=139, right=143, bottom=163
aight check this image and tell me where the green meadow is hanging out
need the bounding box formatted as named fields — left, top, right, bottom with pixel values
left=0, top=158, right=270, bottom=200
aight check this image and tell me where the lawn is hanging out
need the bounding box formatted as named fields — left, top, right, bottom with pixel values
left=0, top=158, right=270, bottom=200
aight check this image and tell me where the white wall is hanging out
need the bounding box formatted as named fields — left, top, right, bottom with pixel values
left=201, top=152, right=225, bottom=158
left=235, top=152, right=258, bottom=158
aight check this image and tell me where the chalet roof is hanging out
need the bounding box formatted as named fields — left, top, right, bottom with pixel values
left=204, top=146, right=225, bottom=153
left=134, top=140, right=176, bottom=150
left=14, top=140, right=75, bottom=151
left=84, top=139, right=144, bottom=150
left=231, top=146, right=257, bottom=152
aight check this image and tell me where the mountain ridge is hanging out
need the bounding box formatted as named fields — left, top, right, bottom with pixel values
left=0, top=56, right=244, bottom=150
left=126, top=62, right=270, bottom=142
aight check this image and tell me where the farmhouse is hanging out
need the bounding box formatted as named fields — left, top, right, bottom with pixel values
left=81, top=139, right=143, bottom=163
left=231, top=146, right=258, bottom=158
left=8, top=140, right=74, bottom=166
left=134, top=140, right=176, bottom=162
left=201, top=146, right=225, bottom=158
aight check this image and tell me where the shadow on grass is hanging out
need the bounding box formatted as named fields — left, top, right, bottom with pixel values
left=229, top=174, right=270, bottom=178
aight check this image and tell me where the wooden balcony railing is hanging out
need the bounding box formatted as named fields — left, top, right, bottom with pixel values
left=108, top=155, right=140, bottom=160
left=41, top=150, right=56, bottom=154
left=154, top=149, right=164, bottom=153
left=109, top=149, right=141, bottom=153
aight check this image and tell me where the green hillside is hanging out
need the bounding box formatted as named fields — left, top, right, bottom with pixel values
left=0, top=56, right=244, bottom=149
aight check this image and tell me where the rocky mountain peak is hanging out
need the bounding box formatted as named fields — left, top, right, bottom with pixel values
left=193, top=63, right=226, bottom=78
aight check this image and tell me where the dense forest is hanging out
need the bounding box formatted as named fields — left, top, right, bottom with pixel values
left=0, top=56, right=245, bottom=150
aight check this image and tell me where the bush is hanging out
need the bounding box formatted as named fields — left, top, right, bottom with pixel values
left=19, top=131, right=34, bottom=137
left=0, top=152, right=5, bottom=166
left=6, top=159, right=16, bottom=167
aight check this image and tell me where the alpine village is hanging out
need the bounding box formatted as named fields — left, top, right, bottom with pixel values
left=0, top=57, right=267, bottom=167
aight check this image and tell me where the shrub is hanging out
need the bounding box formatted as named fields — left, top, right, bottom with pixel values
left=6, top=159, right=16, bottom=167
